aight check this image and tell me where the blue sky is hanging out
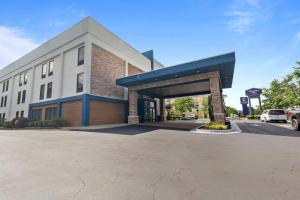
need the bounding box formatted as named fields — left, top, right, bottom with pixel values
left=0, top=0, right=299, bottom=109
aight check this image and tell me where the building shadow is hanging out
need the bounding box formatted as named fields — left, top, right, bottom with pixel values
left=73, top=125, right=189, bottom=135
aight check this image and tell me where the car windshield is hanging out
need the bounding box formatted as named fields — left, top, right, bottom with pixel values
left=269, top=110, right=285, bottom=115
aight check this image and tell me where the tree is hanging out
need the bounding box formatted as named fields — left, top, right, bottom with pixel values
left=173, top=97, right=195, bottom=116
left=263, top=62, right=300, bottom=109
left=225, top=106, right=238, bottom=117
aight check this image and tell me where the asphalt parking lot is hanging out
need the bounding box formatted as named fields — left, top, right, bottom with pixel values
left=0, top=123, right=300, bottom=200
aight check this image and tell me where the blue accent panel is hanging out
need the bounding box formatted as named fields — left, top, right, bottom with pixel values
left=242, top=104, right=249, bottom=116
left=142, top=50, right=154, bottom=70
left=82, top=94, right=90, bottom=126
left=29, top=94, right=84, bottom=107
left=89, top=94, right=127, bottom=104
left=56, top=102, right=62, bottom=118
left=116, top=52, right=235, bottom=89
left=124, top=101, right=129, bottom=123
left=28, top=106, right=33, bottom=119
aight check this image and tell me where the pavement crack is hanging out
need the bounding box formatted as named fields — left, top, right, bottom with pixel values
left=72, top=174, right=87, bottom=199
left=149, top=174, right=167, bottom=200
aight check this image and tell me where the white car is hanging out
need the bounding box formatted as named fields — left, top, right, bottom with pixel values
left=260, top=109, right=287, bottom=123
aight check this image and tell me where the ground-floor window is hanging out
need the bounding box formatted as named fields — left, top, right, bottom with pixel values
left=32, top=109, right=42, bottom=121
left=45, top=107, right=56, bottom=120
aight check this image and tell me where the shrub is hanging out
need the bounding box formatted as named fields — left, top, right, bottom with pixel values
left=15, top=118, right=29, bottom=128
left=202, top=122, right=228, bottom=130
left=51, top=118, right=68, bottom=127
left=2, top=121, right=12, bottom=129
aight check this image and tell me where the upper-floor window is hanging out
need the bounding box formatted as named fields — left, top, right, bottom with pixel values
left=40, top=84, right=45, bottom=100
left=19, top=74, right=23, bottom=86
left=2, top=82, right=5, bottom=92
left=48, top=60, right=54, bottom=76
left=4, top=96, right=7, bottom=107
left=47, top=82, right=52, bottom=99
left=78, top=46, right=84, bottom=66
left=5, top=80, right=9, bottom=91
left=0, top=97, right=3, bottom=107
left=41, top=63, right=47, bottom=78
left=24, top=72, right=28, bottom=85
left=22, top=90, right=26, bottom=103
left=17, top=91, right=21, bottom=104
left=76, top=73, right=84, bottom=93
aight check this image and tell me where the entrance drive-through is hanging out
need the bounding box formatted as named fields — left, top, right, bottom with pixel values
left=117, top=52, right=235, bottom=124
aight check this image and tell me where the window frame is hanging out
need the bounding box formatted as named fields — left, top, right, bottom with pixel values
left=0, top=97, right=3, bottom=107
left=76, top=73, right=84, bottom=93
left=45, top=107, right=56, bottom=120
left=22, top=90, right=26, bottom=103
left=24, top=72, right=28, bottom=85
left=41, top=63, right=47, bottom=78
left=48, top=60, right=54, bottom=76
left=17, top=91, right=21, bottom=104
left=20, top=111, right=24, bottom=118
left=19, top=74, right=23, bottom=86
left=5, top=80, right=9, bottom=91
left=2, top=82, right=5, bottom=92
left=4, top=96, right=7, bottom=107
left=16, top=111, right=19, bottom=118
left=47, top=82, right=52, bottom=99
left=77, top=46, right=85, bottom=66
left=40, top=84, right=45, bottom=100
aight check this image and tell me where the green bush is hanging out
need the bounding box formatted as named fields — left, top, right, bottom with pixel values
left=15, top=118, right=29, bottom=128
left=26, top=118, right=68, bottom=128
left=2, top=121, right=12, bottom=129
left=202, top=122, right=228, bottom=130
left=246, top=115, right=260, bottom=120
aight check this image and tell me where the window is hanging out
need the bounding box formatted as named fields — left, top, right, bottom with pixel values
left=41, top=63, right=47, bottom=78
left=20, top=111, right=24, bottom=118
left=76, top=73, right=84, bottom=93
left=77, top=46, right=84, bottom=65
left=24, top=73, right=28, bottom=85
left=22, top=90, right=26, bottom=103
left=45, top=107, right=56, bottom=120
left=47, top=82, right=52, bottom=99
left=16, top=111, right=19, bottom=118
left=3, top=113, right=5, bottom=119
left=0, top=113, right=1, bottom=118
left=40, top=84, right=45, bottom=100
left=19, top=74, right=23, bottom=86
left=48, top=60, right=54, bottom=76
left=0, top=97, right=3, bottom=107
left=17, top=91, right=21, bottom=104
left=32, top=109, right=42, bottom=121
left=4, top=96, right=7, bottom=107
left=2, top=82, right=5, bottom=92
left=5, top=80, right=9, bottom=91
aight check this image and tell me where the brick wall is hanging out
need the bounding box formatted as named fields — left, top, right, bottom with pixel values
left=89, top=100, right=125, bottom=125
left=61, top=100, right=82, bottom=126
left=128, top=63, right=143, bottom=76
left=91, top=44, right=125, bottom=99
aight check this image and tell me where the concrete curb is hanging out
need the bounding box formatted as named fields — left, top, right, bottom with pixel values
left=191, top=120, right=242, bottom=135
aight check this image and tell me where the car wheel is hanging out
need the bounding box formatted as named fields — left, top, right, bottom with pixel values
left=292, top=119, right=300, bottom=131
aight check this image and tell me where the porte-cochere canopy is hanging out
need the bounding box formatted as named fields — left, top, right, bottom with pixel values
left=116, top=52, right=235, bottom=124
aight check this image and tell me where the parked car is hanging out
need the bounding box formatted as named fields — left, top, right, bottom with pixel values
left=287, top=109, right=300, bottom=131
left=260, top=109, right=287, bottom=123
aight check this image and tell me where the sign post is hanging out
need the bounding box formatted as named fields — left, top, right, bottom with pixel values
left=245, top=88, right=262, bottom=115
left=240, top=97, right=249, bottom=116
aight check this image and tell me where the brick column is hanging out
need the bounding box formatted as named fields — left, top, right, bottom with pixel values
left=128, top=90, right=139, bottom=124
left=209, top=74, right=225, bottom=123
left=159, top=98, right=165, bottom=121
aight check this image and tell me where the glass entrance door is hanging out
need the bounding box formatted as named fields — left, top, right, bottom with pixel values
left=144, top=100, right=156, bottom=122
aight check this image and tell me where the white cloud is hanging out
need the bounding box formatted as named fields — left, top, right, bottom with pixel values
left=225, top=0, right=262, bottom=33
left=0, top=26, right=39, bottom=69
